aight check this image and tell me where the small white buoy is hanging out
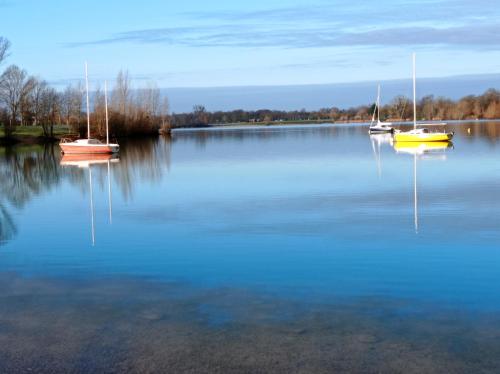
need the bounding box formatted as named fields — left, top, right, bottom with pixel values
left=467, top=128, right=471, bottom=134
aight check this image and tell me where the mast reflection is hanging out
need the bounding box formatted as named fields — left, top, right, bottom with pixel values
left=60, top=154, right=119, bottom=245
left=393, top=142, right=453, bottom=233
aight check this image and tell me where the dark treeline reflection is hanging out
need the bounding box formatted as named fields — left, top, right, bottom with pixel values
left=0, top=204, right=16, bottom=245
left=0, top=138, right=171, bottom=244
left=112, top=137, right=171, bottom=201
left=0, top=145, right=83, bottom=208
left=0, top=145, right=84, bottom=245
left=461, top=120, right=500, bottom=141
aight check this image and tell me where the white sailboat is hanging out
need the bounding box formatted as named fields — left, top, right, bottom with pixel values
left=369, top=84, right=393, bottom=134
left=60, top=64, right=120, bottom=154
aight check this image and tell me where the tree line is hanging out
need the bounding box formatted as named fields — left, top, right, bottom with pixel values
left=0, top=37, right=169, bottom=140
left=170, top=88, right=500, bottom=128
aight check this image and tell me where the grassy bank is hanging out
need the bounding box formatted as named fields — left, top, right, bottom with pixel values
left=0, top=124, right=161, bottom=145
left=0, top=125, right=75, bottom=145
left=0, top=125, right=71, bottom=138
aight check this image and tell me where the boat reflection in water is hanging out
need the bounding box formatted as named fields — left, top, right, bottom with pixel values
left=370, top=133, right=393, bottom=177
left=60, top=154, right=119, bottom=245
left=393, top=141, right=453, bottom=156
left=394, top=141, right=453, bottom=233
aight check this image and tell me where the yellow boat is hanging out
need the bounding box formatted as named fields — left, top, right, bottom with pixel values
left=393, top=53, right=454, bottom=143
left=393, top=128, right=453, bottom=142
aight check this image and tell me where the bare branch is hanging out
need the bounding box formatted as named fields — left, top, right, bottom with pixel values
left=0, top=37, right=11, bottom=65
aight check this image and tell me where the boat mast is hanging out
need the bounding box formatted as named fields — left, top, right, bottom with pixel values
left=85, top=62, right=91, bottom=140
left=412, top=53, right=417, bottom=130
left=377, top=84, right=381, bottom=123
left=370, top=86, right=378, bottom=126
left=104, top=80, right=109, bottom=145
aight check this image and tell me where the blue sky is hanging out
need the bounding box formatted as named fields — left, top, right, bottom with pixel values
left=2, top=0, right=500, bottom=89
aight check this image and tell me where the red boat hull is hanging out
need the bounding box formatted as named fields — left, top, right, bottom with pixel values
left=60, top=144, right=119, bottom=154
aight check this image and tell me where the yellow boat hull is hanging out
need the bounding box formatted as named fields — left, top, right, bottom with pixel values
left=394, top=132, right=453, bottom=142
left=394, top=141, right=451, bottom=153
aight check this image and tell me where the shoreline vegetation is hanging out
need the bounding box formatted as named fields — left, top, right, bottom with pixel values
left=2, top=117, right=500, bottom=146
left=0, top=37, right=169, bottom=145
left=2, top=37, right=500, bottom=145
left=2, top=113, right=500, bottom=146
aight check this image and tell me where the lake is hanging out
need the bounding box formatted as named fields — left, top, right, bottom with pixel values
left=1, top=122, right=500, bottom=373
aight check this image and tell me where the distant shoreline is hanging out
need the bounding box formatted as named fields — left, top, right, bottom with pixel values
left=200, top=118, right=500, bottom=128
left=2, top=119, right=500, bottom=146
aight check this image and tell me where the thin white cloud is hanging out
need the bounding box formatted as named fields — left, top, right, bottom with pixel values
left=66, top=0, right=500, bottom=50
left=67, top=23, right=500, bottom=50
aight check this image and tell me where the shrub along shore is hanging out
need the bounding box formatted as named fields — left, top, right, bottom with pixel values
left=2, top=116, right=500, bottom=147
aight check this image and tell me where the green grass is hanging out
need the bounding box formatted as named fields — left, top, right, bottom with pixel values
left=0, top=125, right=73, bottom=138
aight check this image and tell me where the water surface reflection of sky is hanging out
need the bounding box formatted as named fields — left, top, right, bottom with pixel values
left=1, top=122, right=500, bottom=308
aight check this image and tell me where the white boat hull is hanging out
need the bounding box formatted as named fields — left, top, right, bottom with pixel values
left=60, top=141, right=119, bottom=154
left=369, top=126, right=394, bottom=134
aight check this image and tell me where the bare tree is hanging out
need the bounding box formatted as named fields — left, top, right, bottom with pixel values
left=19, top=77, right=37, bottom=126
left=74, top=81, right=85, bottom=136
left=0, top=65, right=32, bottom=137
left=389, top=95, right=410, bottom=120
left=112, top=70, right=130, bottom=115
left=21, top=76, right=43, bottom=126
left=420, top=95, right=435, bottom=121
left=140, top=81, right=160, bottom=118
left=39, top=87, right=60, bottom=138
left=435, top=97, right=454, bottom=120
left=456, top=96, right=476, bottom=120
left=0, top=37, right=10, bottom=65
left=60, top=84, right=72, bottom=126
left=92, top=85, right=106, bottom=137
left=193, top=105, right=208, bottom=126
left=160, top=96, right=170, bottom=128
left=60, top=83, right=83, bottom=130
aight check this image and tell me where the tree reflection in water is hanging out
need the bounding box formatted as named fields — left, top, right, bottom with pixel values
left=0, top=144, right=83, bottom=245
left=0, top=137, right=172, bottom=245
left=112, top=136, right=171, bottom=201
left=0, top=204, right=16, bottom=245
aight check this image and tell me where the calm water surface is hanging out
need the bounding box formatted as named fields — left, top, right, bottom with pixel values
left=1, top=122, right=500, bottom=372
